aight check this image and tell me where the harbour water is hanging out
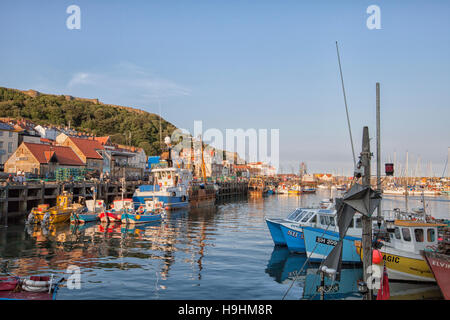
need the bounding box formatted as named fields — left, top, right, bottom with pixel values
left=0, top=190, right=448, bottom=300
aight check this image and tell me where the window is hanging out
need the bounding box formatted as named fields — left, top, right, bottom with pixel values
left=402, top=228, right=411, bottom=242
left=394, top=227, right=401, bottom=240
left=0, top=131, right=3, bottom=136
left=330, top=217, right=336, bottom=226
left=309, top=215, right=317, bottom=224
left=320, top=215, right=327, bottom=225
left=287, top=209, right=302, bottom=220
left=427, top=229, right=435, bottom=242
left=8, top=142, right=12, bottom=153
left=0, top=141, right=3, bottom=148
left=348, top=218, right=354, bottom=228
left=294, top=211, right=307, bottom=222
left=9, top=131, right=12, bottom=137
left=414, top=228, right=424, bottom=242
left=355, top=217, right=362, bottom=228
left=301, top=211, right=314, bottom=223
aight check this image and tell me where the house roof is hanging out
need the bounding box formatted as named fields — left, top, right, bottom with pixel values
left=23, top=142, right=84, bottom=166
left=68, top=137, right=104, bottom=159
left=94, top=136, right=111, bottom=145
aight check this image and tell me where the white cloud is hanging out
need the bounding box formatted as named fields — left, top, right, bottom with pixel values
left=66, top=62, right=191, bottom=105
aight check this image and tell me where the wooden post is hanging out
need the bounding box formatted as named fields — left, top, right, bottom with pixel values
left=361, top=126, right=373, bottom=300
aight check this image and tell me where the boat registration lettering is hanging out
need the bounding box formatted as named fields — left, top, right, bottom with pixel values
left=383, top=254, right=400, bottom=264
left=287, top=230, right=299, bottom=238
left=316, top=236, right=338, bottom=246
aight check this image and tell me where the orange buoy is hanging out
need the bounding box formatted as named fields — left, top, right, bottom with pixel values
left=372, top=249, right=383, bottom=264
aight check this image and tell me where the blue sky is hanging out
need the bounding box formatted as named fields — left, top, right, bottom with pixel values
left=1, top=0, right=449, bottom=175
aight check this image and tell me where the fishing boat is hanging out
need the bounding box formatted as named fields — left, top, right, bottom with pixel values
left=248, top=177, right=265, bottom=197
left=265, top=199, right=333, bottom=248
left=288, top=184, right=302, bottom=195
left=121, top=198, right=165, bottom=224
left=336, top=184, right=347, bottom=191
left=133, top=167, right=192, bottom=211
left=301, top=211, right=364, bottom=263
left=70, top=199, right=105, bottom=224
left=98, top=198, right=134, bottom=223
left=422, top=226, right=450, bottom=299
left=356, top=219, right=446, bottom=282
left=27, top=192, right=84, bottom=225
left=302, top=186, right=316, bottom=194
left=277, top=184, right=289, bottom=194
left=0, top=275, right=63, bottom=300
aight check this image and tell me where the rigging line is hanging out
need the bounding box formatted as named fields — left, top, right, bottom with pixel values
left=281, top=222, right=333, bottom=300
left=336, top=41, right=356, bottom=168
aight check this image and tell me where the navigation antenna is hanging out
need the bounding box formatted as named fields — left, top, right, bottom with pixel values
left=336, top=41, right=356, bottom=168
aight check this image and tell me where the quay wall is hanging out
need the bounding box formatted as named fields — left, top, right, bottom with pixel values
left=0, top=180, right=250, bottom=224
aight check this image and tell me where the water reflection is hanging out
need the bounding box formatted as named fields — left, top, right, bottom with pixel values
left=0, top=191, right=447, bottom=299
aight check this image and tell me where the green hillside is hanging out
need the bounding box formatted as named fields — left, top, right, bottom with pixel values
left=0, top=87, right=177, bottom=156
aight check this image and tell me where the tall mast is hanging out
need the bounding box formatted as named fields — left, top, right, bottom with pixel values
left=376, top=83, right=381, bottom=225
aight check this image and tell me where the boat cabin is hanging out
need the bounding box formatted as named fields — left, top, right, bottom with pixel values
left=152, top=167, right=192, bottom=190
left=388, top=220, right=445, bottom=254
left=112, top=199, right=134, bottom=211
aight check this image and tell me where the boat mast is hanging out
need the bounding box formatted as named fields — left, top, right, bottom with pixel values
left=376, top=83, right=382, bottom=227
left=361, top=126, right=373, bottom=300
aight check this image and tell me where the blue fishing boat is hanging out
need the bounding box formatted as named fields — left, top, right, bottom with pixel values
left=121, top=199, right=166, bottom=224
left=70, top=199, right=105, bottom=224
left=133, top=167, right=192, bottom=211
left=301, top=210, right=363, bottom=263
left=266, top=199, right=333, bottom=248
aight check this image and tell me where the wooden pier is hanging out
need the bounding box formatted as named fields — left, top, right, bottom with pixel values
left=215, top=181, right=248, bottom=201
left=0, top=180, right=142, bottom=223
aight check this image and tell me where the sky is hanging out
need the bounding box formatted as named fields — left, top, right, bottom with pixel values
left=0, top=0, right=449, bottom=176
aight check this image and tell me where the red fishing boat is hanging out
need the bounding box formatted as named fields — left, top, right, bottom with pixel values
left=422, top=251, right=450, bottom=300
left=422, top=226, right=450, bottom=300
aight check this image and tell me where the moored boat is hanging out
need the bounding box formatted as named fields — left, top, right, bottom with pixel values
left=121, top=199, right=165, bottom=224
left=356, top=219, right=446, bottom=282
left=0, top=275, right=63, bottom=300
left=27, top=192, right=83, bottom=225
left=70, top=199, right=105, bottom=224
left=133, top=167, right=192, bottom=211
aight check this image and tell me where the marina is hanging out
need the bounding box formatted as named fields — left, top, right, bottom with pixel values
left=0, top=190, right=448, bottom=300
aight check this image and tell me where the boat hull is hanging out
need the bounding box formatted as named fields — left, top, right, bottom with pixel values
left=279, top=224, right=306, bottom=253
left=70, top=213, right=99, bottom=224
left=423, top=251, right=450, bottom=298
left=266, top=218, right=287, bottom=246
left=98, top=211, right=122, bottom=223
left=356, top=245, right=435, bottom=282
left=303, top=226, right=361, bottom=263
left=121, top=213, right=162, bottom=224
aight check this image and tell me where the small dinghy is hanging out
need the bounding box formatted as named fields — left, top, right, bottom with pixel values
left=0, top=275, right=63, bottom=300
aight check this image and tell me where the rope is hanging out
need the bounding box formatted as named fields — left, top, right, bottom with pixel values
left=281, top=222, right=333, bottom=300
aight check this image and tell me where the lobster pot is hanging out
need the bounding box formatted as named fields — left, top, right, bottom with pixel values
left=385, top=163, right=394, bottom=176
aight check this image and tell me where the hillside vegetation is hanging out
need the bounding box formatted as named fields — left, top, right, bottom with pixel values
left=0, top=87, right=177, bottom=155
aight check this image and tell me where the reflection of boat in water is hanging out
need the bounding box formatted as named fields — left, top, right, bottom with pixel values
left=265, top=247, right=308, bottom=284
left=302, top=267, right=363, bottom=300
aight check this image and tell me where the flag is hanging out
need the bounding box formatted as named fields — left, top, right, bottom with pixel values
left=377, top=264, right=390, bottom=300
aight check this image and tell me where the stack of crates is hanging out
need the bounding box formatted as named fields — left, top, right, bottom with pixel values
left=55, top=168, right=87, bottom=181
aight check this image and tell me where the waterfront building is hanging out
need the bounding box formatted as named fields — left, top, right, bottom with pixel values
left=0, top=121, right=19, bottom=169
left=4, top=142, right=84, bottom=175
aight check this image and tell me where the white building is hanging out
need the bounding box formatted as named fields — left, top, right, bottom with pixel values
left=0, top=122, right=19, bottom=166
left=34, top=125, right=59, bottom=141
